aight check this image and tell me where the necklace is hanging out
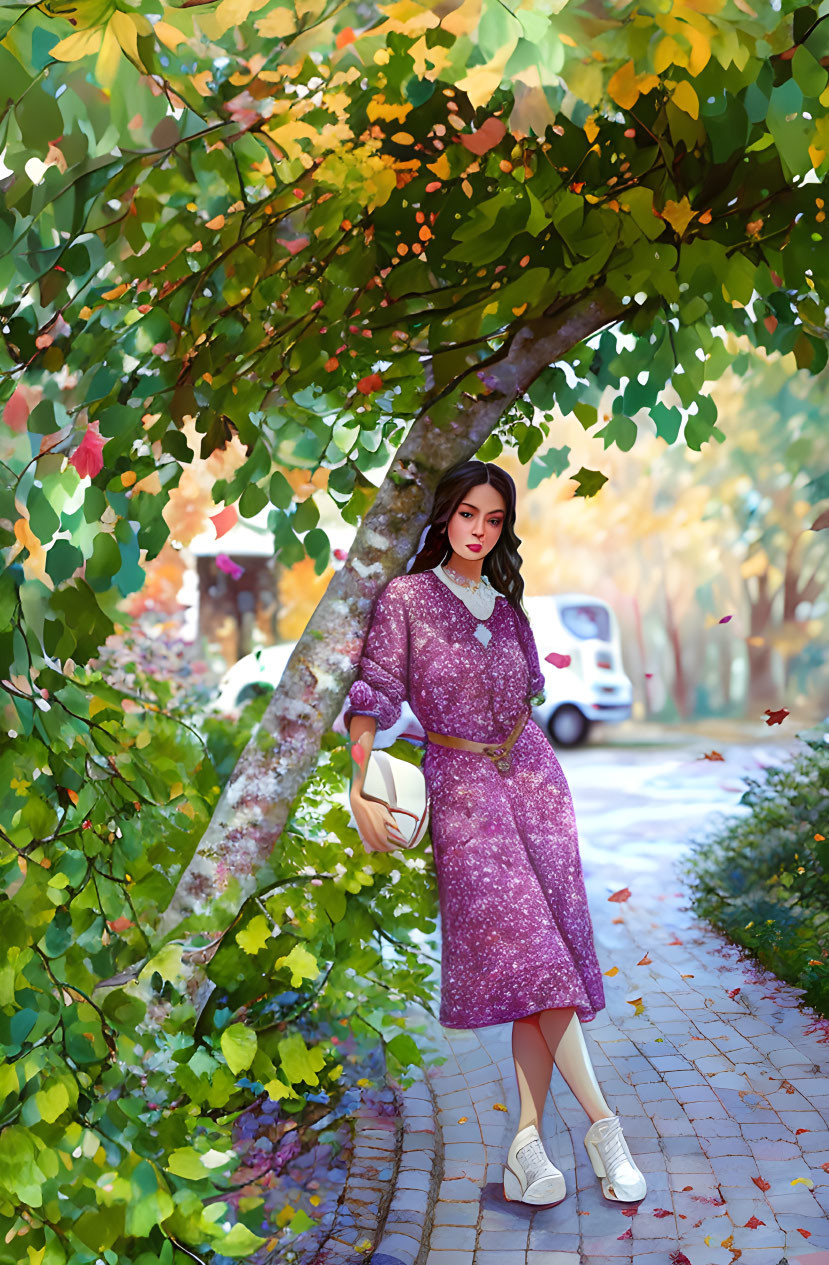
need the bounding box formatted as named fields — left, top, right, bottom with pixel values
left=442, top=562, right=485, bottom=592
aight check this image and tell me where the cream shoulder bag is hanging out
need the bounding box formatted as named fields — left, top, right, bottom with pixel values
left=359, top=748, right=431, bottom=849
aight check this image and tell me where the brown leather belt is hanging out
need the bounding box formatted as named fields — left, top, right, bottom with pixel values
left=426, top=705, right=530, bottom=774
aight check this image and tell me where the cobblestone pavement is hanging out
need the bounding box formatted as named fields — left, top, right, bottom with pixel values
left=370, top=732, right=829, bottom=1265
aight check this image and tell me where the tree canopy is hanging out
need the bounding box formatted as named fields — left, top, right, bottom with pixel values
left=3, top=0, right=829, bottom=1260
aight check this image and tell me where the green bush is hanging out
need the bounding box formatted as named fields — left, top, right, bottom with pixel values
left=1, top=641, right=442, bottom=1264
left=678, top=726, right=829, bottom=1017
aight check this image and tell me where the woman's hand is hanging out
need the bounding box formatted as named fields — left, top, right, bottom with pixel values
left=349, top=788, right=408, bottom=853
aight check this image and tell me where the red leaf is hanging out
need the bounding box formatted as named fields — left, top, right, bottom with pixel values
left=727, top=987, right=741, bottom=998
left=356, top=373, right=383, bottom=395
left=670, top=1253, right=691, bottom=1265
left=544, top=651, right=571, bottom=668
left=744, top=1215, right=765, bottom=1229
left=796, top=1129, right=810, bottom=1135
left=335, top=25, right=356, bottom=48
left=667, top=936, right=683, bottom=945
left=608, top=886, right=631, bottom=903
left=764, top=707, right=789, bottom=726
left=68, top=422, right=104, bottom=479
left=751, top=1176, right=771, bottom=1192
left=3, top=389, right=30, bottom=432
left=459, top=116, right=507, bottom=155
left=797, top=1228, right=812, bottom=1238
left=211, top=505, right=237, bottom=539
left=617, top=1227, right=632, bottom=1239
left=653, top=1207, right=672, bottom=1217
left=107, top=917, right=134, bottom=934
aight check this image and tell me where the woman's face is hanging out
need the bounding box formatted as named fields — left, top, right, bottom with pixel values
left=446, top=483, right=507, bottom=562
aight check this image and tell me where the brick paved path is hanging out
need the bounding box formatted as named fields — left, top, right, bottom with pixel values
left=370, top=734, right=829, bottom=1265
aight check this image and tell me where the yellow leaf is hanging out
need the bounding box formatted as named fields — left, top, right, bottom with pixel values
left=236, top=914, right=272, bottom=955
left=603, top=965, right=619, bottom=976
left=256, top=6, right=298, bottom=37
left=607, top=60, right=659, bottom=111
left=154, top=19, right=187, bottom=50
left=584, top=115, right=599, bottom=143
left=661, top=196, right=695, bottom=237
left=426, top=152, right=451, bottom=180
left=264, top=1077, right=298, bottom=1101
left=49, top=26, right=103, bottom=61
left=654, top=35, right=683, bottom=74
left=110, top=10, right=142, bottom=65
left=672, top=79, right=699, bottom=119
left=275, top=943, right=319, bottom=986
left=493, top=1102, right=508, bottom=1111
left=102, top=283, right=129, bottom=300
left=95, top=20, right=122, bottom=87
left=559, top=32, right=576, bottom=47
left=792, top=1177, right=815, bottom=1188
left=456, top=42, right=514, bottom=111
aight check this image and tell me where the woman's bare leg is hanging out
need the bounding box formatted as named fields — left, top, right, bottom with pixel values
left=536, top=1006, right=614, bottom=1125
left=512, top=1013, right=555, bottom=1131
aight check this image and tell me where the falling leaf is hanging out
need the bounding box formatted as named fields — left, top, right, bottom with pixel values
left=216, top=554, right=244, bottom=580
left=608, top=887, right=631, bottom=903
left=764, top=707, right=789, bottom=725
left=701, top=750, right=725, bottom=761
left=545, top=651, right=572, bottom=668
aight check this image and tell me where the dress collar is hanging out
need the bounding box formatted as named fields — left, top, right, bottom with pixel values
left=429, top=564, right=500, bottom=620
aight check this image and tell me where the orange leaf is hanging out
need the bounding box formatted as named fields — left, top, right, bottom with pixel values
left=210, top=505, right=238, bottom=539
left=797, top=1228, right=812, bottom=1238
left=666, top=936, right=683, bottom=945
left=608, top=886, right=631, bottom=903
left=751, top=1176, right=771, bottom=1192
left=637, top=952, right=651, bottom=965
left=702, top=750, right=724, bottom=761
left=356, top=373, right=383, bottom=395
left=603, top=966, right=619, bottom=977
left=336, top=25, right=355, bottom=48
left=459, top=116, right=507, bottom=156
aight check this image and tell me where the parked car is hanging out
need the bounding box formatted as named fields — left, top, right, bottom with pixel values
left=524, top=593, right=632, bottom=746
left=206, top=592, right=631, bottom=750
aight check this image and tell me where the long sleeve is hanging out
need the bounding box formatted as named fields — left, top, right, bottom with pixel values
left=514, top=604, right=546, bottom=701
left=344, top=578, right=410, bottom=732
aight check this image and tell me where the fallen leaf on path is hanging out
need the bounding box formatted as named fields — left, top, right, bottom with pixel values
left=751, top=1176, right=771, bottom=1192
left=626, top=997, right=645, bottom=1015
left=608, top=886, right=631, bottom=902
left=621, top=1206, right=638, bottom=1216
left=653, top=1207, right=672, bottom=1217
left=744, top=1215, right=765, bottom=1228
left=669, top=1251, right=691, bottom=1265
left=701, top=750, right=725, bottom=761
left=727, top=986, right=740, bottom=998
left=792, top=1177, right=814, bottom=1188
left=666, top=936, right=683, bottom=945
left=612, top=917, right=624, bottom=923
left=680, top=973, right=695, bottom=978
left=617, top=1228, right=632, bottom=1239
left=797, top=1228, right=812, bottom=1238
left=457, top=1117, right=468, bottom=1123
left=637, top=952, right=652, bottom=965
left=604, top=966, right=619, bottom=976
left=795, top=1128, right=811, bottom=1135
left=493, top=1102, right=507, bottom=1112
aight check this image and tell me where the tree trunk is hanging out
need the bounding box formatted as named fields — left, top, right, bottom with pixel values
left=746, top=568, right=778, bottom=707
left=155, top=288, right=628, bottom=941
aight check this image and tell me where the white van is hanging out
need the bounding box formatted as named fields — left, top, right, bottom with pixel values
left=523, top=593, right=632, bottom=746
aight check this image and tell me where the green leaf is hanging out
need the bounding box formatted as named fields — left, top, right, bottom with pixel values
left=220, top=1022, right=258, bottom=1075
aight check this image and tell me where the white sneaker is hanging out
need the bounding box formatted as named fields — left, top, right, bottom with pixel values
left=503, top=1123, right=566, bottom=1205
left=583, top=1112, right=647, bottom=1201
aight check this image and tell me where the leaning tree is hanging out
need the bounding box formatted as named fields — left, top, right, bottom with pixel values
left=2, top=0, right=829, bottom=1253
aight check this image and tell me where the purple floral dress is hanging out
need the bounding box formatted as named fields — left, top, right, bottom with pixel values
left=344, top=568, right=606, bottom=1030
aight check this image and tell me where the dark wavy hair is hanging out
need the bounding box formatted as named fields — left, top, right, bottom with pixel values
left=407, top=460, right=527, bottom=612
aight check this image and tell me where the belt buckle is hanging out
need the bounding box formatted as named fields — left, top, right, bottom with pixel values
left=484, top=743, right=511, bottom=774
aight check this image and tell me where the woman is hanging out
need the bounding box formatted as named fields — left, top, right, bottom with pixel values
left=345, top=459, right=647, bottom=1208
